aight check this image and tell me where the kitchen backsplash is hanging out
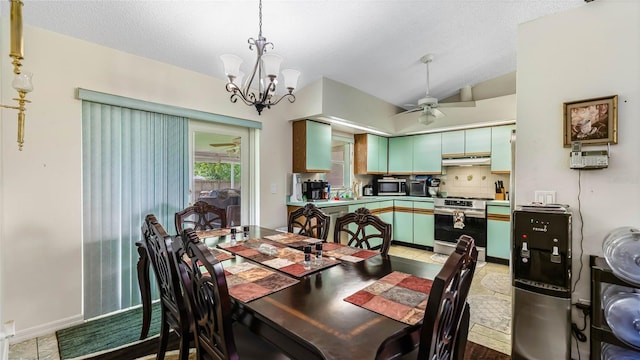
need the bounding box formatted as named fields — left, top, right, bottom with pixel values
left=439, top=166, right=510, bottom=199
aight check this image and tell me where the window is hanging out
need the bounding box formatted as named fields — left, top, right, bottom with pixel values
left=326, top=141, right=352, bottom=189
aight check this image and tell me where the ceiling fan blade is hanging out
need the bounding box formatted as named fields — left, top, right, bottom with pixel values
left=438, top=100, right=476, bottom=108
left=210, top=143, right=236, bottom=147
left=394, top=107, right=423, bottom=117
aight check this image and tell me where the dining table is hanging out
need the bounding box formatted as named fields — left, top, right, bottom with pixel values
left=136, top=225, right=443, bottom=360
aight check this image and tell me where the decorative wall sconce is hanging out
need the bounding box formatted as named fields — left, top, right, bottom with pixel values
left=0, top=0, right=33, bottom=151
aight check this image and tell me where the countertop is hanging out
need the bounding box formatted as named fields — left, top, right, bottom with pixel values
left=287, top=197, right=510, bottom=208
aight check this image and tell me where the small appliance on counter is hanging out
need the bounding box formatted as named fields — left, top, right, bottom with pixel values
left=303, top=180, right=328, bottom=201
left=290, top=173, right=303, bottom=202
left=408, top=175, right=430, bottom=197
left=427, top=178, right=440, bottom=197
left=362, top=184, right=374, bottom=196
left=375, top=177, right=406, bottom=196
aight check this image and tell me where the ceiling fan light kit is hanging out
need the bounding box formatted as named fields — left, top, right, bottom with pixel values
left=220, top=0, right=300, bottom=115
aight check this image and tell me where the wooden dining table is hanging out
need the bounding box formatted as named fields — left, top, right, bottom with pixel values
left=136, top=225, right=443, bottom=360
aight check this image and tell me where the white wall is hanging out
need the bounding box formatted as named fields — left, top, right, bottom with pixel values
left=517, top=0, right=639, bottom=357
left=0, top=22, right=293, bottom=339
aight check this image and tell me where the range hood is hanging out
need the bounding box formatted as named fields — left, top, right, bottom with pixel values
left=442, top=156, right=491, bottom=166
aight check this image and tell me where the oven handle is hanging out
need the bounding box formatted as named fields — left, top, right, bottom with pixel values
left=434, top=207, right=486, bottom=218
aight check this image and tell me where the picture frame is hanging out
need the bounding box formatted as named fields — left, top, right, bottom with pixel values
left=563, top=95, right=618, bottom=147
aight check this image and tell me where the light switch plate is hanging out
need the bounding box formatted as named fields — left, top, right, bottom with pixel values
left=534, top=191, right=556, bottom=204
left=270, top=182, right=277, bottom=194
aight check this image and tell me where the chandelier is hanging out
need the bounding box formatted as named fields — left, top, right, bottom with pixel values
left=0, top=0, right=33, bottom=151
left=220, top=0, right=300, bottom=115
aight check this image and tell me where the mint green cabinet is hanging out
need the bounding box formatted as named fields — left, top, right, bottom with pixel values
left=491, top=125, right=515, bottom=173
left=413, top=133, right=442, bottom=174
left=292, top=120, right=331, bottom=172
left=393, top=200, right=413, bottom=243
left=441, top=130, right=465, bottom=157
left=464, top=127, right=492, bottom=155
left=487, top=205, right=511, bottom=260
left=388, top=137, right=414, bottom=174
left=413, top=201, right=434, bottom=247
left=441, top=128, right=491, bottom=158
left=355, top=134, right=388, bottom=174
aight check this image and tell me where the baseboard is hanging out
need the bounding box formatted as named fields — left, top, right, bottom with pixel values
left=391, top=241, right=433, bottom=252
left=10, top=313, right=84, bottom=344
left=486, top=256, right=509, bottom=265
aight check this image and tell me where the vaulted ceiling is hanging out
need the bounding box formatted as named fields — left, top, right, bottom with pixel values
left=11, top=0, right=586, bottom=110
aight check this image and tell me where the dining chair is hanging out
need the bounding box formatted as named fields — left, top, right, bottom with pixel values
left=287, top=203, right=330, bottom=241
left=176, top=228, right=291, bottom=360
left=141, top=214, right=192, bottom=360
left=374, top=235, right=478, bottom=360
left=333, top=207, right=392, bottom=256
left=175, top=200, right=227, bottom=234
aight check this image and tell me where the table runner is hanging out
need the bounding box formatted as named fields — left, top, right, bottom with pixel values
left=196, top=228, right=231, bottom=238
left=318, top=242, right=379, bottom=263
left=264, top=232, right=322, bottom=248
left=344, top=271, right=433, bottom=325
left=223, top=262, right=299, bottom=303
left=218, top=238, right=341, bottom=277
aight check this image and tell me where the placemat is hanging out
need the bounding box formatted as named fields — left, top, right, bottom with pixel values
left=223, top=262, right=299, bottom=303
left=197, top=228, right=231, bottom=238
left=218, top=238, right=341, bottom=277
left=319, top=242, right=379, bottom=263
left=264, top=232, right=322, bottom=248
left=344, top=271, right=433, bottom=325
left=206, top=247, right=234, bottom=262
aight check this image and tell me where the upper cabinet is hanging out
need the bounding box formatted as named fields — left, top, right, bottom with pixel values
left=441, top=128, right=491, bottom=157
left=388, top=137, right=414, bottom=174
left=292, top=120, right=332, bottom=173
left=491, top=125, right=515, bottom=173
left=412, top=133, right=442, bottom=174
left=355, top=133, right=388, bottom=174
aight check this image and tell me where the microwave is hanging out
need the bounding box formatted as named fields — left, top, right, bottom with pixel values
left=375, top=178, right=407, bottom=196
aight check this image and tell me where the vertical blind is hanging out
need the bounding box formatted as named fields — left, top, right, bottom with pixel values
left=82, top=101, right=189, bottom=318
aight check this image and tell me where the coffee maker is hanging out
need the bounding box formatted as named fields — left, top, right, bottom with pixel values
left=303, top=180, right=328, bottom=201
left=427, top=178, right=440, bottom=197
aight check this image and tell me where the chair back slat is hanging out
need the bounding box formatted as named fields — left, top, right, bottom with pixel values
left=177, top=228, right=239, bottom=360
left=288, top=203, right=330, bottom=241
left=418, top=235, right=478, bottom=360
left=175, top=201, right=227, bottom=234
left=333, top=207, right=392, bottom=256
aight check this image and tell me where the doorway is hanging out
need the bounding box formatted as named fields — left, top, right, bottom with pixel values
left=189, top=120, right=258, bottom=227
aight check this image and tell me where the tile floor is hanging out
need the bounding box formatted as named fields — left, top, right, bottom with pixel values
left=8, top=245, right=512, bottom=359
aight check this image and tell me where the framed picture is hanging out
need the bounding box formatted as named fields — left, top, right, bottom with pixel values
left=563, top=95, right=618, bottom=147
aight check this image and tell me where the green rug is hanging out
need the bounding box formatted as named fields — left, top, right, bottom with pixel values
left=56, top=302, right=162, bottom=359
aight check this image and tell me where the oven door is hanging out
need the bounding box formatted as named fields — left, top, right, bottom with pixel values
left=434, top=207, right=487, bottom=247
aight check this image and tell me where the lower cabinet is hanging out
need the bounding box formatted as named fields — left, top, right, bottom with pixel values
left=393, top=201, right=413, bottom=243
left=413, top=201, right=434, bottom=247
left=487, top=205, right=511, bottom=261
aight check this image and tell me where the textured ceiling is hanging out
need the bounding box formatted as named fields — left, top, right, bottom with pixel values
left=8, top=0, right=586, bottom=110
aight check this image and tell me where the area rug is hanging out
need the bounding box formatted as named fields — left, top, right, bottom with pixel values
left=467, top=295, right=512, bottom=335
left=56, top=302, right=162, bottom=359
left=344, top=271, right=433, bottom=325
left=480, top=272, right=512, bottom=295
left=430, top=253, right=486, bottom=269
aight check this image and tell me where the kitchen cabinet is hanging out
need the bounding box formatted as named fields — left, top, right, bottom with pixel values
left=355, top=133, right=388, bottom=174
left=388, top=137, right=413, bottom=174
left=292, top=120, right=332, bottom=173
left=441, top=128, right=491, bottom=158
left=393, top=200, right=413, bottom=243
left=413, top=201, right=434, bottom=247
left=413, top=133, right=442, bottom=174
left=589, top=256, right=640, bottom=359
left=487, top=204, right=510, bottom=262
left=491, top=125, right=515, bottom=174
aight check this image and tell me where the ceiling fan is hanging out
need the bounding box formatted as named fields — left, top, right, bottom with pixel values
left=399, top=54, right=476, bottom=126
left=209, top=136, right=240, bottom=155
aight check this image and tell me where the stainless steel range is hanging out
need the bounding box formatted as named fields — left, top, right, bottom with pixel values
left=434, top=197, right=488, bottom=261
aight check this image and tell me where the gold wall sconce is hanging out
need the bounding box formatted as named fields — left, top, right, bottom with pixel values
left=1, top=0, right=33, bottom=151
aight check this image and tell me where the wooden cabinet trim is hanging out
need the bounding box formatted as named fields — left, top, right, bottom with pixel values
left=487, top=213, right=511, bottom=221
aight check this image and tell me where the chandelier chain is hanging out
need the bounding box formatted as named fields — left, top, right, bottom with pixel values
left=258, top=0, right=263, bottom=37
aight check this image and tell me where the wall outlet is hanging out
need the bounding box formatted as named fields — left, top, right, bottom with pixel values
left=534, top=190, right=556, bottom=204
